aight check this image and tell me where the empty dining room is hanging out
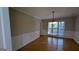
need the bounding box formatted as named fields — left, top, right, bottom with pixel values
left=0, top=7, right=79, bottom=51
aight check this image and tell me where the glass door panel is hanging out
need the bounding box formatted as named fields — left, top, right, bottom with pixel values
left=52, top=22, right=58, bottom=35
left=48, top=22, right=53, bottom=35
left=58, top=22, right=64, bottom=36
left=48, top=21, right=64, bottom=37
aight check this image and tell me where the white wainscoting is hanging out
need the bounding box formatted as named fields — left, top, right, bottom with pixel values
left=41, top=30, right=74, bottom=38
left=41, top=29, right=48, bottom=35
left=63, top=31, right=74, bottom=38
left=12, top=31, right=40, bottom=50
left=74, top=32, right=79, bottom=44
left=41, top=30, right=79, bottom=44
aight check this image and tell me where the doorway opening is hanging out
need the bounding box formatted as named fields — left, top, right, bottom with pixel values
left=48, top=21, right=65, bottom=37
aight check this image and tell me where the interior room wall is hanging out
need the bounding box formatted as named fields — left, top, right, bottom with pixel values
left=74, top=16, right=79, bottom=44
left=9, top=8, right=40, bottom=50
left=40, top=17, right=76, bottom=38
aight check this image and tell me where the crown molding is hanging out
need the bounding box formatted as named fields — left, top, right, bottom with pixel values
left=10, top=7, right=41, bottom=20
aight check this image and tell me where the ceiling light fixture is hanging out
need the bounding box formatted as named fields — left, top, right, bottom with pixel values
left=52, top=11, right=55, bottom=20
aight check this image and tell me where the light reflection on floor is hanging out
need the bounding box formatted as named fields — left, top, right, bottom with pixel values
left=48, top=37, right=64, bottom=51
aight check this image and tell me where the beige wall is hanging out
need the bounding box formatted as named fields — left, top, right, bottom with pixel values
left=75, top=16, right=79, bottom=32
left=9, top=8, right=40, bottom=36
left=9, top=8, right=40, bottom=50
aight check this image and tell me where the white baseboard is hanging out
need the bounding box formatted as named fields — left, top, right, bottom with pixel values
left=74, top=39, right=79, bottom=44
left=12, top=31, right=40, bottom=51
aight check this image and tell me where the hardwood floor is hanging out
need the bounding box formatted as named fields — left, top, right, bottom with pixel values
left=18, top=35, right=79, bottom=51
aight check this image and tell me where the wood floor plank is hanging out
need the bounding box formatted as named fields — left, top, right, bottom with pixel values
left=18, top=35, right=79, bottom=51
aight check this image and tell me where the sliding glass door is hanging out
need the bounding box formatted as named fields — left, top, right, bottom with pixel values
left=48, top=21, right=64, bottom=37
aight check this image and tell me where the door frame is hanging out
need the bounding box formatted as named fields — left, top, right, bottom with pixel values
left=0, top=7, right=12, bottom=51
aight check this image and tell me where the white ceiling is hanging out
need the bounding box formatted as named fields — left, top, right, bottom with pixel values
left=13, top=7, right=79, bottom=19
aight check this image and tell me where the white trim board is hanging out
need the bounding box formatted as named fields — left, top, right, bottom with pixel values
left=0, top=7, right=12, bottom=51
left=12, top=31, right=40, bottom=50
left=41, top=30, right=74, bottom=38
left=74, top=32, right=79, bottom=44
